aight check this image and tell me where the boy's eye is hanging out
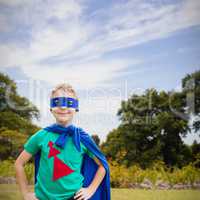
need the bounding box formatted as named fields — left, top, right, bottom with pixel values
left=68, top=100, right=73, bottom=105
left=55, top=99, right=60, bottom=105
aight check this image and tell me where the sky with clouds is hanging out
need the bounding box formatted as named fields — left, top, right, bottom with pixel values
left=0, top=0, right=200, bottom=144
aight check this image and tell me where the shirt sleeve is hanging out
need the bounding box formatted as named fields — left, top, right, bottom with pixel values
left=86, top=148, right=95, bottom=159
left=23, top=130, right=45, bottom=155
left=81, top=142, right=95, bottom=159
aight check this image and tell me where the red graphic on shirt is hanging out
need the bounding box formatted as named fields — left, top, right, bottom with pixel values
left=53, top=156, right=74, bottom=181
left=48, top=141, right=60, bottom=158
left=48, top=141, right=74, bottom=181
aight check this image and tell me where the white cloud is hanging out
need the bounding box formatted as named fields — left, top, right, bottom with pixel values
left=1, top=0, right=199, bottom=73
left=19, top=58, right=139, bottom=90
left=1, top=0, right=199, bottom=87
left=29, top=25, right=89, bottom=61
left=0, top=0, right=29, bottom=6
left=93, top=0, right=200, bottom=52
left=47, top=0, right=82, bottom=19
left=0, top=14, right=10, bottom=32
left=0, top=44, right=29, bottom=67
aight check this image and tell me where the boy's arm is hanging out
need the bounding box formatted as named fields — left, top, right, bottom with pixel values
left=74, top=156, right=106, bottom=200
left=14, top=150, right=38, bottom=200
left=88, top=156, right=106, bottom=191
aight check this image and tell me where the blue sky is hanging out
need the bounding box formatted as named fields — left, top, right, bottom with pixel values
left=0, top=0, right=200, bottom=144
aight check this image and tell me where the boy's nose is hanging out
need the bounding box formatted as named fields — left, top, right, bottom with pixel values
left=60, top=106, right=68, bottom=109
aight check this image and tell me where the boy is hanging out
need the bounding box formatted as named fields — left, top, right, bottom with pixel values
left=14, top=83, right=111, bottom=200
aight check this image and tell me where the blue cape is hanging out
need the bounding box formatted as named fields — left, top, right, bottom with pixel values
left=34, top=124, right=111, bottom=200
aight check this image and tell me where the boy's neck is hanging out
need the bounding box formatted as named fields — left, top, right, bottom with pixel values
left=56, top=120, right=72, bottom=127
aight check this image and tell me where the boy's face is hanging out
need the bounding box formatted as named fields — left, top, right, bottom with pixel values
left=50, top=89, right=76, bottom=125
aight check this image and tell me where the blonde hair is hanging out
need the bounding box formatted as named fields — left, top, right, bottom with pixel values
left=50, top=83, right=78, bottom=99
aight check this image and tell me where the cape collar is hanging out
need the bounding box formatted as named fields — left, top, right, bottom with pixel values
left=44, top=123, right=81, bottom=151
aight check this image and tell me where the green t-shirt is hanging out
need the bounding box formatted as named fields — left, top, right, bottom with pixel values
left=24, top=129, right=95, bottom=200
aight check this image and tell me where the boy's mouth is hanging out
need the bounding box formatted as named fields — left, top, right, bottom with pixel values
left=56, top=110, right=72, bottom=115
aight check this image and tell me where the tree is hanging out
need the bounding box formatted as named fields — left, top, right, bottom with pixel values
left=182, top=70, right=200, bottom=134
left=102, top=77, right=196, bottom=168
left=0, top=72, right=40, bottom=160
left=0, top=127, right=28, bottom=160
left=0, top=72, right=40, bottom=135
left=191, top=140, right=200, bottom=167
left=101, top=127, right=127, bottom=164
left=91, top=134, right=101, bottom=146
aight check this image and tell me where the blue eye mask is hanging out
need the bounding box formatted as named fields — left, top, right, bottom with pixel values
left=50, top=97, right=79, bottom=111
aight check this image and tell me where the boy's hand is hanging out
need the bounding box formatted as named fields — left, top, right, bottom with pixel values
left=23, top=192, right=39, bottom=200
left=74, top=187, right=94, bottom=200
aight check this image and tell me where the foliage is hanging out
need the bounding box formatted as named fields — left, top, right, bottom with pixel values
left=182, top=70, right=200, bottom=133
left=0, top=72, right=40, bottom=160
left=0, top=128, right=29, bottom=160
left=91, top=134, right=101, bottom=146
left=0, top=158, right=34, bottom=184
left=109, top=160, right=200, bottom=188
left=102, top=71, right=200, bottom=168
left=0, top=73, right=39, bottom=120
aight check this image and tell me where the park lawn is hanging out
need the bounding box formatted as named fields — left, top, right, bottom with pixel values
left=111, top=188, right=200, bottom=200
left=0, top=184, right=199, bottom=200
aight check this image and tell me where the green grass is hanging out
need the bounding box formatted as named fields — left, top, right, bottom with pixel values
left=0, top=184, right=32, bottom=200
left=0, top=184, right=199, bottom=200
left=112, top=188, right=200, bottom=200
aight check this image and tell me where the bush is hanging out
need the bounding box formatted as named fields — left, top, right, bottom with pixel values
left=109, top=160, right=200, bottom=188
left=0, top=158, right=34, bottom=184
